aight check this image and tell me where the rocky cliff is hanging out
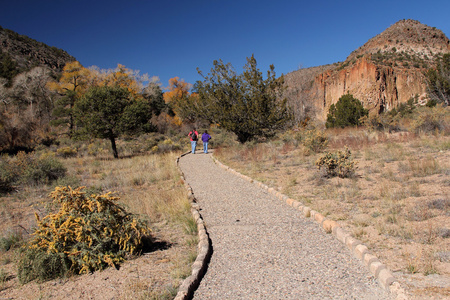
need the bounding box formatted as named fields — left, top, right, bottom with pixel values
left=285, top=19, right=450, bottom=121
left=0, top=26, right=75, bottom=74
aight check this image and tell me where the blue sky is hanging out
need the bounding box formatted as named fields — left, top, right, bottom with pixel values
left=1, top=0, right=449, bottom=89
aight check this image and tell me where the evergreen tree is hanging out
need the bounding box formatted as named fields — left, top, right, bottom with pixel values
left=0, top=52, right=19, bottom=86
left=195, top=55, right=290, bottom=143
left=48, top=61, right=91, bottom=137
left=141, top=82, right=165, bottom=116
left=74, top=86, right=152, bottom=158
left=326, top=94, right=368, bottom=128
left=426, top=53, right=450, bottom=106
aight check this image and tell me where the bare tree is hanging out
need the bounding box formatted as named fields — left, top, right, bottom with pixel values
left=0, top=67, right=56, bottom=151
left=12, top=67, right=55, bottom=121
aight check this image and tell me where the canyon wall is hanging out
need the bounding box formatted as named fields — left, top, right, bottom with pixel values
left=314, top=58, right=427, bottom=119
left=284, top=19, right=450, bottom=122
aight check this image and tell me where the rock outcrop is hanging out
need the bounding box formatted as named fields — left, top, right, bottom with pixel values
left=0, top=26, right=75, bottom=73
left=285, top=19, right=450, bottom=121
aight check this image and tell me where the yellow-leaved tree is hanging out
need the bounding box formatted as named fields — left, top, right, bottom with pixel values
left=163, top=77, right=194, bottom=125
left=47, top=61, right=92, bottom=137
left=101, top=64, right=144, bottom=97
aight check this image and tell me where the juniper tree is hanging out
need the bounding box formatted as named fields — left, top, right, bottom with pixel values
left=326, top=94, right=368, bottom=128
left=74, top=86, right=153, bottom=158
left=426, top=53, right=450, bottom=106
left=195, top=55, right=290, bottom=143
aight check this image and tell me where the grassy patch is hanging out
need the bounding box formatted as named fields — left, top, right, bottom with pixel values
left=0, top=146, right=197, bottom=297
left=214, top=127, right=450, bottom=282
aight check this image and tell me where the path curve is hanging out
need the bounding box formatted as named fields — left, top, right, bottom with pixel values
left=179, top=153, right=393, bottom=299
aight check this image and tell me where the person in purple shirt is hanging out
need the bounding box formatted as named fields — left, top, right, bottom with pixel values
left=201, top=130, right=212, bottom=153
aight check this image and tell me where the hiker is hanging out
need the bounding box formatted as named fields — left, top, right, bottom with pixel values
left=188, top=128, right=198, bottom=154
left=202, top=130, right=212, bottom=153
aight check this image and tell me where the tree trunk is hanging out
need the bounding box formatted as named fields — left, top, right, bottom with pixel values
left=109, top=135, right=119, bottom=159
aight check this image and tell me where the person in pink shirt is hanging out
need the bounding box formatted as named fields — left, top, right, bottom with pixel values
left=188, top=128, right=198, bottom=154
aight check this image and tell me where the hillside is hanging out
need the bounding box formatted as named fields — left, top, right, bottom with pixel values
left=347, top=19, right=449, bottom=66
left=0, top=26, right=75, bottom=79
left=285, top=19, right=450, bottom=121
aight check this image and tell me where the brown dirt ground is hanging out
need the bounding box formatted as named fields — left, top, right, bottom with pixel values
left=1, top=133, right=448, bottom=299
left=214, top=132, right=450, bottom=299
left=0, top=222, right=191, bottom=299
left=0, top=153, right=195, bottom=300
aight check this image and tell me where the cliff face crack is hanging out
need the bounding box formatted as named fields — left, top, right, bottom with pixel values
left=343, top=73, right=346, bottom=94
left=393, top=74, right=399, bottom=109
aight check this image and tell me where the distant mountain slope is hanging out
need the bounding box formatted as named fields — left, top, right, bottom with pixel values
left=0, top=26, right=75, bottom=77
left=285, top=19, right=450, bottom=121
left=347, top=19, right=449, bottom=65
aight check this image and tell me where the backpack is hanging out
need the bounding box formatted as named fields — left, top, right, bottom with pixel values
left=190, top=131, right=197, bottom=141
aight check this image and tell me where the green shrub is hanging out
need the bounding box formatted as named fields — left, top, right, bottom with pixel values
left=18, top=186, right=152, bottom=283
left=86, top=141, right=108, bottom=157
left=425, top=53, right=450, bottom=106
left=1, top=152, right=66, bottom=191
left=51, top=175, right=81, bottom=189
left=303, top=129, right=328, bottom=153
left=0, top=230, right=23, bottom=251
left=361, top=113, right=400, bottom=132
left=278, top=129, right=303, bottom=146
left=24, top=157, right=66, bottom=185
left=56, top=146, right=78, bottom=158
left=316, top=147, right=357, bottom=178
left=426, top=99, right=438, bottom=107
left=0, top=268, right=10, bottom=290
left=412, top=105, right=450, bottom=134
left=0, top=157, right=19, bottom=193
left=156, top=138, right=182, bottom=153
left=207, top=127, right=238, bottom=149
left=326, top=94, right=368, bottom=128
left=12, top=152, right=67, bottom=185
left=390, top=96, right=416, bottom=118
left=18, top=249, right=69, bottom=283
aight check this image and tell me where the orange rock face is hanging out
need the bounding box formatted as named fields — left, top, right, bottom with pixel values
left=314, top=58, right=427, bottom=120
left=284, top=20, right=450, bottom=122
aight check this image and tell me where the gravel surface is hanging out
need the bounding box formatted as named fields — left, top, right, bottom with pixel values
left=179, top=153, right=393, bottom=300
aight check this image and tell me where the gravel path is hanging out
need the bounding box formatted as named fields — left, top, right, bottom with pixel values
left=179, top=153, right=392, bottom=300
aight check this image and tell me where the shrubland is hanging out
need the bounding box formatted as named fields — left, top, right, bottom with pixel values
left=0, top=51, right=448, bottom=298
left=0, top=130, right=221, bottom=298
left=214, top=104, right=450, bottom=299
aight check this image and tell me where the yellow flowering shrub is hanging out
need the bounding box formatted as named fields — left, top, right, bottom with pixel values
left=18, top=186, right=151, bottom=283
left=315, top=147, right=357, bottom=178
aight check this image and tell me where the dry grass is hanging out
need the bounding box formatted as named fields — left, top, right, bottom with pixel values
left=215, top=128, right=450, bottom=299
left=0, top=149, right=196, bottom=299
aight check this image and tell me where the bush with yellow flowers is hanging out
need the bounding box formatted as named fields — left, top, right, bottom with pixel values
left=315, top=147, right=357, bottom=178
left=18, top=186, right=151, bottom=283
